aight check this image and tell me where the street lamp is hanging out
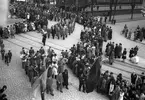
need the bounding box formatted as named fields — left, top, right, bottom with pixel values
left=109, top=0, right=114, bottom=21
left=131, top=0, right=136, bottom=19
left=112, top=0, right=119, bottom=21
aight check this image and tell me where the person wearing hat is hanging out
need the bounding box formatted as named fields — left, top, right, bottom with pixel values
left=118, top=43, right=122, bottom=59
left=56, top=72, right=63, bottom=93
left=79, top=73, right=86, bottom=93
left=111, top=85, right=120, bottom=100
left=1, top=47, right=5, bottom=60
left=8, top=50, right=12, bottom=63
left=141, top=72, right=145, bottom=84
left=29, top=47, right=35, bottom=57
left=52, top=54, right=58, bottom=63
left=131, top=71, right=137, bottom=85
left=62, top=69, right=69, bottom=89
left=46, top=76, right=54, bottom=96
left=4, top=52, right=9, bottom=66
left=42, top=29, right=47, bottom=46
left=109, top=49, right=115, bottom=65
left=122, top=48, right=127, bottom=62
left=108, top=72, right=115, bottom=96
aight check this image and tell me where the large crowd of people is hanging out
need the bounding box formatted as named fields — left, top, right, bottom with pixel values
left=96, top=70, right=145, bottom=100
left=0, top=2, right=76, bottom=42
left=67, top=14, right=145, bottom=100
left=20, top=46, right=70, bottom=98
left=0, top=1, right=145, bottom=100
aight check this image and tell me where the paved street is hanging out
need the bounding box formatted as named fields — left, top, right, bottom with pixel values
left=0, top=17, right=145, bottom=100
left=0, top=20, right=108, bottom=100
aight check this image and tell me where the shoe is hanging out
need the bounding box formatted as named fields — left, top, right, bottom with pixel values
left=51, top=94, right=54, bottom=96
left=60, top=91, right=63, bottom=93
left=66, top=87, right=69, bottom=90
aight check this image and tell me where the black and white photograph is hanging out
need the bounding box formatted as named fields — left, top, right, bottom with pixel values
left=0, top=0, right=145, bottom=100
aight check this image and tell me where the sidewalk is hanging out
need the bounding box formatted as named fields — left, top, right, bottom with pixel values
left=105, top=19, right=145, bottom=73
left=1, top=19, right=108, bottom=100
left=106, top=13, right=145, bottom=23
left=85, top=5, right=142, bottom=11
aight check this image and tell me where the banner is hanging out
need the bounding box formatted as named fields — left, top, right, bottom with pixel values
left=32, top=68, right=49, bottom=98
left=86, top=58, right=101, bottom=93
left=0, top=0, right=9, bottom=26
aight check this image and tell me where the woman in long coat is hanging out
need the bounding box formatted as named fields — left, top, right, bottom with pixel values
left=109, top=50, right=115, bottom=65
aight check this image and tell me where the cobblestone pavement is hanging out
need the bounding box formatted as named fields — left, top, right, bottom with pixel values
left=0, top=20, right=108, bottom=100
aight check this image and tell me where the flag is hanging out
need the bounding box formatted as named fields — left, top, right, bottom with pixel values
left=86, top=57, right=101, bottom=93
left=0, top=0, right=9, bottom=26
left=32, top=68, right=49, bottom=98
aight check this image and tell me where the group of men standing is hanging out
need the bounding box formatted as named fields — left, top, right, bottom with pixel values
left=0, top=38, right=12, bottom=66
left=10, top=2, right=77, bottom=46
left=67, top=14, right=110, bottom=93
left=20, top=46, right=70, bottom=100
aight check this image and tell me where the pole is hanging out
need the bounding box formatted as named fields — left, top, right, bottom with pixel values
left=76, top=0, right=78, bottom=15
left=131, top=0, right=135, bottom=19
left=112, top=0, right=118, bottom=20
left=109, top=0, right=113, bottom=21
left=91, top=0, right=94, bottom=16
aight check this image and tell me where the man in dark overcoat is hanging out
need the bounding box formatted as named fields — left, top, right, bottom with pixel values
left=118, top=43, right=122, bottom=58
left=114, top=44, right=119, bottom=58
left=5, top=52, right=9, bottom=66
left=62, top=69, right=69, bottom=89
left=1, top=48, right=5, bottom=60
left=56, top=72, right=63, bottom=93
left=8, top=50, right=12, bottom=63
left=46, top=76, right=54, bottom=96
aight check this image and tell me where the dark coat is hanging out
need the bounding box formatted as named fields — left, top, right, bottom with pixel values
left=114, top=45, right=119, bottom=57
left=56, top=73, right=63, bottom=84
left=46, top=78, right=53, bottom=88
left=62, top=71, right=69, bottom=86
left=118, top=45, right=122, bottom=57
